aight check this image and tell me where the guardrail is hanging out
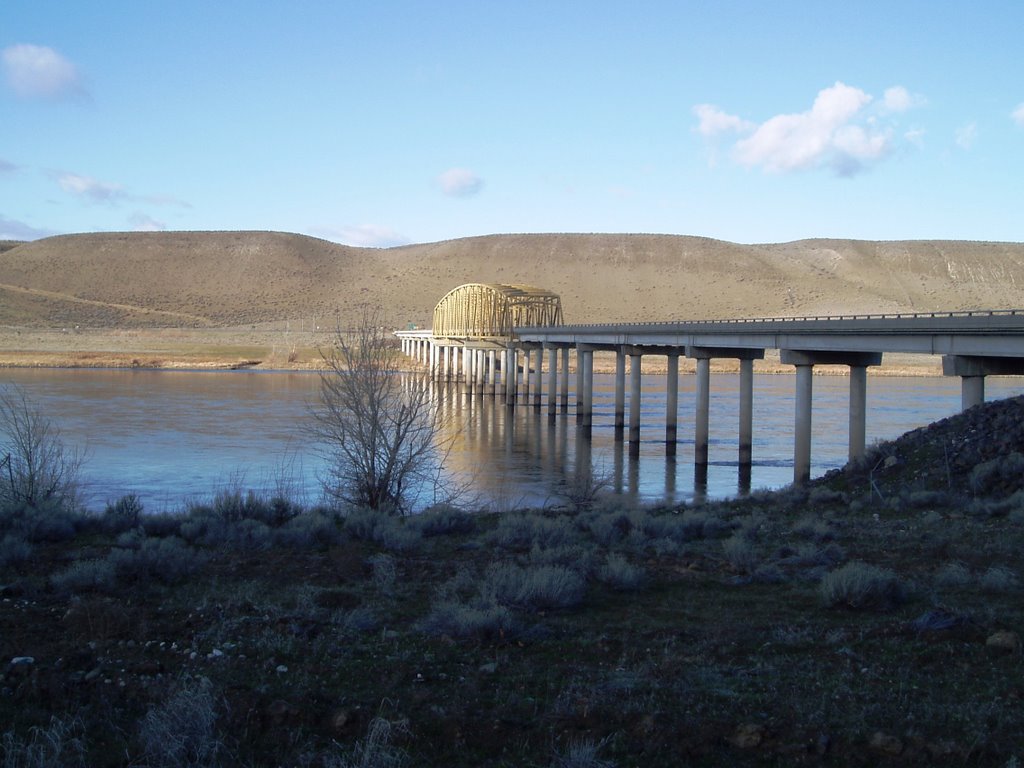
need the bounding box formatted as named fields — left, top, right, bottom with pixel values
left=516, top=308, right=1024, bottom=332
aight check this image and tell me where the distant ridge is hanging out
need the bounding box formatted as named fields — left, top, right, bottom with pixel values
left=1, top=230, right=1023, bottom=329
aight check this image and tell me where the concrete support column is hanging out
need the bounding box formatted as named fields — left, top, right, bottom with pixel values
left=575, top=346, right=585, bottom=423
left=794, top=364, right=814, bottom=485
left=487, top=350, right=497, bottom=396
left=523, top=349, right=532, bottom=404
left=628, top=352, right=642, bottom=456
left=962, top=376, right=985, bottom=410
left=666, top=352, right=679, bottom=455
left=462, top=346, right=471, bottom=392
left=532, top=348, right=543, bottom=410
left=694, top=357, right=710, bottom=466
left=582, top=349, right=594, bottom=428
left=782, top=349, right=881, bottom=482
left=739, top=358, right=754, bottom=466
left=547, top=345, right=558, bottom=420
left=560, top=347, right=570, bottom=412
left=476, top=350, right=486, bottom=395
left=506, top=347, right=517, bottom=404
left=614, top=347, right=626, bottom=440
left=940, top=354, right=1018, bottom=411
left=849, top=365, right=868, bottom=461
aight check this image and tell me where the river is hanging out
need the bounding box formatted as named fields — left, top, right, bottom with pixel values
left=1, top=368, right=1021, bottom=512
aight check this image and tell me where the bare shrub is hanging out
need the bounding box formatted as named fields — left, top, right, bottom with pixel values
left=980, top=565, right=1019, bottom=594
left=550, top=736, right=615, bottom=768
left=412, top=505, right=476, bottom=537
left=482, top=562, right=587, bottom=611
left=323, top=716, right=409, bottom=768
left=934, top=561, right=971, bottom=590
left=102, top=493, right=144, bottom=533
left=819, top=561, right=906, bottom=611
left=970, top=452, right=1024, bottom=498
left=418, top=599, right=517, bottom=641
left=597, top=553, right=647, bottom=591
left=0, top=386, right=85, bottom=513
left=1, top=715, right=87, bottom=768
left=50, top=558, right=117, bottom=594
left=0, top=532, right=33, bottom=568
left=137, top=675, right=222, bottom=768
left=311, top=309, right=448, bottom=515
left=722, top=534, right=759, bottom=574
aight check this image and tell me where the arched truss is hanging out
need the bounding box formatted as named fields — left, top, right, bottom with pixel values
left=433, top=283, right=563, bottom=338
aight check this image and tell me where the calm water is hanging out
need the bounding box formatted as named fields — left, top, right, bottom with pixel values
left=2, top=368, right=1022, bottom=512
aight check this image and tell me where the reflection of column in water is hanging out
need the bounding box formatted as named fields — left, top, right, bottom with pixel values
left=613, top=439, right=624, bottom=494
left=627, top=447, right=639, bottom=497
left=504, top=395, right=515, bottom=454
left=664, top=456, right=677, bottom=506
left=531, top=406, right=543, bottom=467
left=477, top=392, right=489, bottom=445
left=693, top=463, right=708, bottom=504
left=557, top=414, right=568, bottom=476
left=738, top=463, right=752, bottom=497
left=574, top=424, right=592, bottom=490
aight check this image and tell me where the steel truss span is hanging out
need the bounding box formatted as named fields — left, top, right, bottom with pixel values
left=432, top=283, right=563, bottom=339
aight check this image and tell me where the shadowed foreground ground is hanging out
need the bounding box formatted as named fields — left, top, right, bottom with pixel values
left=2, top=398, right=1024, bottom=766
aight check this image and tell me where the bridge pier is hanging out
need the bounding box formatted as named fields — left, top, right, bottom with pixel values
left=780, top=350, right=883, bottom=484
left=487, top=349, right=497, bottom=396
left=504, top=347, right=516, bottom=404
left=476, top=349, right=486, bottom=396
left=628, top=350, right=642, bottom=457
left=942, top=355, right=1024, bottom=410
left=532, top=347, right=543, bottom=411
left=666, top=351, right=679, bottom=455
left=688, top=347, right=766, bottom=467
left=614, top=347, right=626, bottom=439
left=575, top=347, right=585, bottom=424
left=582, top=346, right=594, bottom=429
left=560, top=347, right=570, bottom=412
left=546, top=344, right=558, bottom=421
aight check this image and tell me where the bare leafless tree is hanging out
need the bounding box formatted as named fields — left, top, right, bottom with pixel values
left=0, top=385, right=85, bottom=511
left=311, top=310, right=447, bottom=515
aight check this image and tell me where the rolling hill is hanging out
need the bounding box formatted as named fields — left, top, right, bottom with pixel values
left=1, top=231, right=1023, bottom=331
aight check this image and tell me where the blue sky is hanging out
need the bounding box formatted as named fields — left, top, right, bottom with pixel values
left=2, top=1, right=1022, bottom=246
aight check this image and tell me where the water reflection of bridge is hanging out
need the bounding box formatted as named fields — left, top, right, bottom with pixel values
left=397, top=284, right=1024, bottom=484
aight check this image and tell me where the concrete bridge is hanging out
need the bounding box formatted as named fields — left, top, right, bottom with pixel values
left=396, top=285, right=1024, bottom=484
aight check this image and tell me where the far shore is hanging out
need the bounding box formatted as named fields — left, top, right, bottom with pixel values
left=0, top=326, right=952, bottom=377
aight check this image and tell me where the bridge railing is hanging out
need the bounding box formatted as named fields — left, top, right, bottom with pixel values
left=516, top=308, right=1024, bottom=333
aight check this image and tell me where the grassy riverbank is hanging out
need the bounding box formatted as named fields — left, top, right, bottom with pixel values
left=3, top=398, right=1024, bottom=766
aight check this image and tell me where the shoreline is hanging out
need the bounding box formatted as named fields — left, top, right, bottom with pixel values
left=0, top=326, right=960, bottom=377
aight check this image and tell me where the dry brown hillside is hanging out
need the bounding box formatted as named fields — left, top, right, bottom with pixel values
left=1, top=231, right=1023, bottom=330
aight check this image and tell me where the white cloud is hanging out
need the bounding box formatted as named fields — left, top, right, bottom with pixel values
left=128, top=212, right=166, bottom=232
left=56, top=172, right=125, bottom=202
left=692, top=104, right=753, bottom=136
left=696, top=82, right=917, bottom=177
left=2, top=44, right=84, bottom=100
left=316, top=224, right=410, bottom=248
left=733, top=82, right=887, bottom=175
left=955, top=122, right=977, bottom=150
left=1012, top=103, right=1024, bottom=127
left=438, top=168, right=483, bottom=197
left=904, top=127, right=926, bottom=146
left=882, top=86, right=926, bottom=113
